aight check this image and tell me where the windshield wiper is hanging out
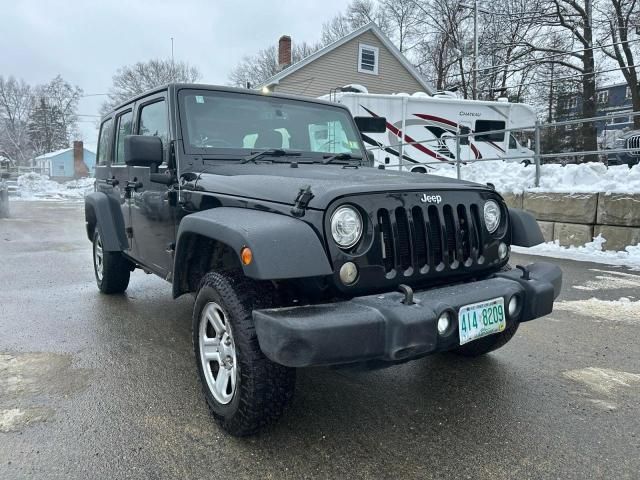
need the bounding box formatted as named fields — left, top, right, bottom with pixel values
left=241, top=149, right=301, bottom=164
left=322, top=152, right=363, bottom=164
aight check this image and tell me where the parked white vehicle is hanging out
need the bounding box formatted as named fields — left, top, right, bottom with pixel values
left=322, top=88, right=536, bottom=172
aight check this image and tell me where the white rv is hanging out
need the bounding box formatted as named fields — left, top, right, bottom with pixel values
left=322, top=88, right=536, bottom=172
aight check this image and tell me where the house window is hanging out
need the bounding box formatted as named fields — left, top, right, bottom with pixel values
left=559, top=97, right=577, bottom=110
left=358, top=44, right=379, bottom=75
left=597, top=90, right=609, bottom=104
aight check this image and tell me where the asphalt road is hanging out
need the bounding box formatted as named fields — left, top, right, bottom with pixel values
left=1, top=201, right=639, bottom=480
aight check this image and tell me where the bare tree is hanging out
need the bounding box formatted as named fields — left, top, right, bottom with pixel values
left=412, top=0, right=473, bottom=95
left=102, top=59, right=201, bottom=113
left=321, top=0, right=389, bottom=44
left=227, top=42, right=323, bottom=88
left=37, top=75, right=82, bottom=143
left=520, top=0, right=599, bottom=155
left=379, top=0, right=421, bottom=52
left=597, top=0, right=640, bottom=128
left=0, top=76, right=34, bottom=164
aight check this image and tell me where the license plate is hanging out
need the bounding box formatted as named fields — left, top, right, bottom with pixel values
left=458, top=297, right=506, bottom=345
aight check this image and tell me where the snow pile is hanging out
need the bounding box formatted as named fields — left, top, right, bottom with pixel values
left=513, top=235, right=640, bottom=269
left=428, top=161, right=640, bottom=194
left=17, top=173, right=94, bottom=201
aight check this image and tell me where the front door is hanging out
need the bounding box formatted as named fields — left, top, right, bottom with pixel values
left=127, top=94, right=176, bottom=277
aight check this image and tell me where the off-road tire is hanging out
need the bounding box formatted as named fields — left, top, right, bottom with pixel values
left=451, top=263, right=519, bottom=357
left=193, top=271, right=295, bottom=437
left=92, top=230, right=130, bottom=294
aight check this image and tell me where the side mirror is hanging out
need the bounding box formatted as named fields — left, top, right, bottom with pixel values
left=124, top=135, right=163, bottom=171
left=354, top=116, right=387, bottom=133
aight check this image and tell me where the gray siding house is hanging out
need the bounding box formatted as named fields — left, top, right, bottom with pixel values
left=258, top=23, right=433, bottom=98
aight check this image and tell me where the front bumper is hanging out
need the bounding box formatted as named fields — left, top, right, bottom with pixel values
left=254, top=262, right=562, bottom=368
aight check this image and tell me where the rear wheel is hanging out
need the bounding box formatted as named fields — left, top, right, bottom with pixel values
left=92, top=230, right=130, bottom=294
left=193, top=271, right=295, bottom=436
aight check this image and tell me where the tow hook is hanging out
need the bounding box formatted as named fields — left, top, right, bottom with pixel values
left=398, top=284, right=415, bottom=305
left=516, top=265, right=531, bottom=280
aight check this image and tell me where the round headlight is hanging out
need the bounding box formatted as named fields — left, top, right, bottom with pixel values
left=483, top=200, right=501, bottom=234
left=331, top=206, right=363, bottom=249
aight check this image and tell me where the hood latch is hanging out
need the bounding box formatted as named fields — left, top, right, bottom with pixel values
left=291, top=185, right=314, bottom=217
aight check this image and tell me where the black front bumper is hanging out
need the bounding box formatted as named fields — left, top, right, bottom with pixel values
left=254, top=262, right=562, bottom=368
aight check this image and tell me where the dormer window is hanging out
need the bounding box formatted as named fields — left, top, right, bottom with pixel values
left=358, top=44, right=379, bottom=75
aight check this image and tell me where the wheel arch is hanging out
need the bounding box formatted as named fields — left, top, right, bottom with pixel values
left=172, top=207, right=333, bottom=298
left=85, top=192, right=128, bottom=251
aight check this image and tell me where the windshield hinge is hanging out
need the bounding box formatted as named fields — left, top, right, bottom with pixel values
left=291, top=185, right=314, bottom=217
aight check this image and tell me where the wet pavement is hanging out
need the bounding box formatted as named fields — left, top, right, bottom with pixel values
left=1, top=201, right=639, bottom=479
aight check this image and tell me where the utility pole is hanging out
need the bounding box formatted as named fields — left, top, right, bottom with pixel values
left=473, top=0, right=478, bottom=100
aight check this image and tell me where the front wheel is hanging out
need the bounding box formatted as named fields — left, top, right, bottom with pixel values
left=92, top=230, right=130, bottom=294
left=193, top=271, right=295, bottom=437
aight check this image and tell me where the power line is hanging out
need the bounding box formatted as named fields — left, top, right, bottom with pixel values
left=424, top=38, right=640, bottom=84
left=478, top=63, right=640, bottom=93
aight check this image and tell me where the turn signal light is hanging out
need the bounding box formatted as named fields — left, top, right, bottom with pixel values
left=241, top=247, right=253, bottom=266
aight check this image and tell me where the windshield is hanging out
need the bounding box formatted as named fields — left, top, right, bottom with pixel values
left=179, top=89, right=364, bottom=159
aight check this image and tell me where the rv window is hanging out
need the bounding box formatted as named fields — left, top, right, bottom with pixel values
left=509, top=134, right=517, bottom=149
left=475, top=120, right=505, bottom=142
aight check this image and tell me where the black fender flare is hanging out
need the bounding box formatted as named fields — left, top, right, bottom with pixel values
left=172, top=207, right=333, bottom=297
left=509, top=208, right=544, bottom=247
left=84, top=192, right=128, bottom=251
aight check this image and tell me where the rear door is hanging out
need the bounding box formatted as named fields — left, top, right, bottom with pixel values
left=127, top=93, right=176, bottom=276
left=111, top=108, right=134, bottom=253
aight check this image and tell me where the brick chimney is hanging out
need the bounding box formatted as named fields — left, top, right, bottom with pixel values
left=73, top=141, right=89, bottom=178
left=278, top=35, right=292, bottom=70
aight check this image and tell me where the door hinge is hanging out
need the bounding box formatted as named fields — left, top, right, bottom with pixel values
left=291, top=185, right=314, bottom=217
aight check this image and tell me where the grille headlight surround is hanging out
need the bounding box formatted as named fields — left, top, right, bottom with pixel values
left=331, top=206, right=363, bottom=249
left=484, top=200, right=501, bottom=234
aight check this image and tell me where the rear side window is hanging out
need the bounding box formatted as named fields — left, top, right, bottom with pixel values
left=475, top=120, right=506, bottom=142
left=114, top=111, right=133, bottom=165
left=97, top=118, right=113, bottom=165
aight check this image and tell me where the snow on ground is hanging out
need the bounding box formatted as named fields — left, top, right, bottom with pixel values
left=429, top=161, right=640, bottom=194
left=16, top=173, right=94, bottom=201
left=513, top=235, right=640, bottom=269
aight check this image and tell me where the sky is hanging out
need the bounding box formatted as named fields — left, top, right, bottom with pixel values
left=0, top=0, right=349, bottom=150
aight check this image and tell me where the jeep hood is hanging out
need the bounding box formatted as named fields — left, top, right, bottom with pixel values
left=192, top=163, right=490, bottom=209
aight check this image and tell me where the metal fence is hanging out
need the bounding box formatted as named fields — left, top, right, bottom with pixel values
left=366, top=110, right=640, bottom=187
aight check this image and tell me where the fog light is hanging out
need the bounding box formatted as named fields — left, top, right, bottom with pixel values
left=508, top=296, right=519, bottom=317
left=498, top=242, right=509, bottom=260
left=437, top=312, right=451, bottom=335
left=339, top=262, right=358, bottom=285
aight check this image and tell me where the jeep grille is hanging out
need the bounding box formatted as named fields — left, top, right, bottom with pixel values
left=629, top=134, right=640, bottom=156
left=377, top=203, right=484, bottom=276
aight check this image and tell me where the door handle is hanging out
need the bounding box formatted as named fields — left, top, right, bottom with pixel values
left=125, top=181, right=143, bottom=191
left=105, top=176, right=119, bottom=187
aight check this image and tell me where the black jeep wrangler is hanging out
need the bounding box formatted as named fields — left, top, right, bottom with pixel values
left=86, top=83, right=562, bottom=436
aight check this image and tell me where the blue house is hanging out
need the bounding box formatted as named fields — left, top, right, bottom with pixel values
left=34, top=141, right=96, bottom=179
left=557, top=82, right=637, bottom=135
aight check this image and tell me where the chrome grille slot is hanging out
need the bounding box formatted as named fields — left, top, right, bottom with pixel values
left=630, top=135, right=640, bottom=156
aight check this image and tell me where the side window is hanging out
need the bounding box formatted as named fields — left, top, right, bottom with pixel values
left=509, top=134, right=517, bottom=149
left=138, top=100, right=168, bottom=161
left=114, top=111, right=133, bottom=165
left=97, top=118, right=113, bottom=166
left=475, top=120, right=506, bottom=142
